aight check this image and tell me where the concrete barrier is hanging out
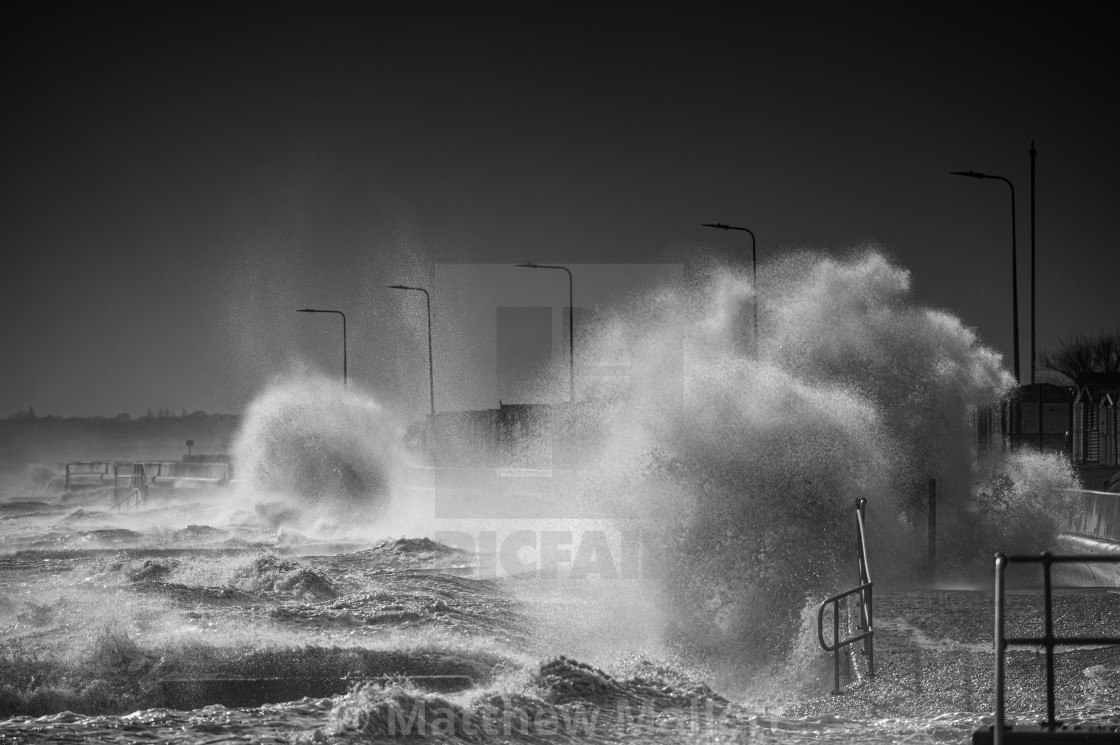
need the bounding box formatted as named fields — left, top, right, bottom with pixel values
left=1058, top=489, right=1120, bottom=585
left=1063, top=489, right=1120, bottom=544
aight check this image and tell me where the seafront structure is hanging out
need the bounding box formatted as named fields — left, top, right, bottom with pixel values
left=976, top=374, right=1120, bottom=490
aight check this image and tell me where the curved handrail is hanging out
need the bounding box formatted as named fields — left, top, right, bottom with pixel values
left=817, top=581, right=874, bottom=651
left=817, top=498, right=876, bottom=694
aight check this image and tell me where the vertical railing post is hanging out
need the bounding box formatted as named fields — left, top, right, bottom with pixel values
left=856, top=498, right=872, bottom=631
left=994, top=554, right=1007, bottom=745
left=819, top=500, right=875, bottom=695
left=865, top=583, right=875, bottom=677
left=856, top=498, right=862, bottom=588
left=1041, top=552, right=1057, bottom=727
left=833, top=598, right=841, bottom=695
left=855, top=499, right=874, bottom=676
left=855, top=497, right=865, bottom=587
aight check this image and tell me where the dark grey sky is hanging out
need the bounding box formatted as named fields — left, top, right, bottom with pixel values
left=4, top=6, right=1117, bottom=418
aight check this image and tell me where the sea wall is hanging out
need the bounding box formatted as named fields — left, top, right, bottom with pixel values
left=1054, top=489, right=1120, bottom=585
left=1064, top=488, right=1120, bottom=545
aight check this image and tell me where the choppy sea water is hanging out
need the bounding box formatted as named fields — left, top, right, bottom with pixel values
left=2, top=487, right=1118, bottom=745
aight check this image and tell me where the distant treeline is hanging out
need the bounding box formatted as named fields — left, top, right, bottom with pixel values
left=8, top=407, right=231, bottom=422
left=0, top=411, right=242, bottom=467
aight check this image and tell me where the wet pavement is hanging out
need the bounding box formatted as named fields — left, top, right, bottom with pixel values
left=787, top=585, right=1120, bottom=733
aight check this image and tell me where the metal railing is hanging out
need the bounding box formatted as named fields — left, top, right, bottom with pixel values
left=65, top=460, right=232, bottom=492
left=817, top=497, right=875, bottom=694
left=110, top=463, right=148, bottom=511
left=990, top=552, right=1120, bottom=745
left=65, top=461, right=119, bottom=490
left=111, top=488, right=147, bottom=512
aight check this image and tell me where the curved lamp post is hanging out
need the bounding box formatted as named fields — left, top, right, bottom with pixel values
left=515, top=262, right=574, bottom=403
left=388, top=285, right=435, bottom=418
left=702, top=222, right=758, bottom=346
left=950, top=170, right=1020, bottom=384
left=297, top=308, right=347, bottom=388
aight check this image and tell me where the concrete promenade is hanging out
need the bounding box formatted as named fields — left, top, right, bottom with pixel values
left=788, top=585, right=1120, bottom=732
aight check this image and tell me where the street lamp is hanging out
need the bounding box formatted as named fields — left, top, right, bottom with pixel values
left=950, top=170, right=1020, bottom=384
left=297, top=308, right=347, bottom=388
left=1029, top=142, right=1037, bottom=386
left=702, top=223, right=758, bottom=346
left=515, top=262, right=574, bottom=403
left=388, top=285, right=435, bottom=418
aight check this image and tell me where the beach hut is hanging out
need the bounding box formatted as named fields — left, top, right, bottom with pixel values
left=1100, top=392, right=1117, bottom=467
left=1072, top=385, right=1097, bottom=464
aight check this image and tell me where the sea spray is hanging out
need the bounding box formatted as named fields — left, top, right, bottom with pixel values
left=575, top=248, right=1024, bottom=667
left=959, top=448, right=1080, bottom=567
left=231, top=374, right=412, bottom=533
left=584, top=259, right=895, bottom=665
left=760, top=249, right=1014, bottom=532
left=232, top=249, right=1074, bottom=673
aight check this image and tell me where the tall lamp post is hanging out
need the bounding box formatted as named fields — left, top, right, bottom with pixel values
left=1029, top=142, right=1037, bottom=385
left=950, top=170, right=1020, bottom=385
left=1030, top=142, right=1041, bottom=450
left=388, top=285, right=435, bottom=418
left=516, top=263, right=574, bottom=403
left=702, top=222, right=758, bottom=346
left=297, top=308, right=347, bottom=388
